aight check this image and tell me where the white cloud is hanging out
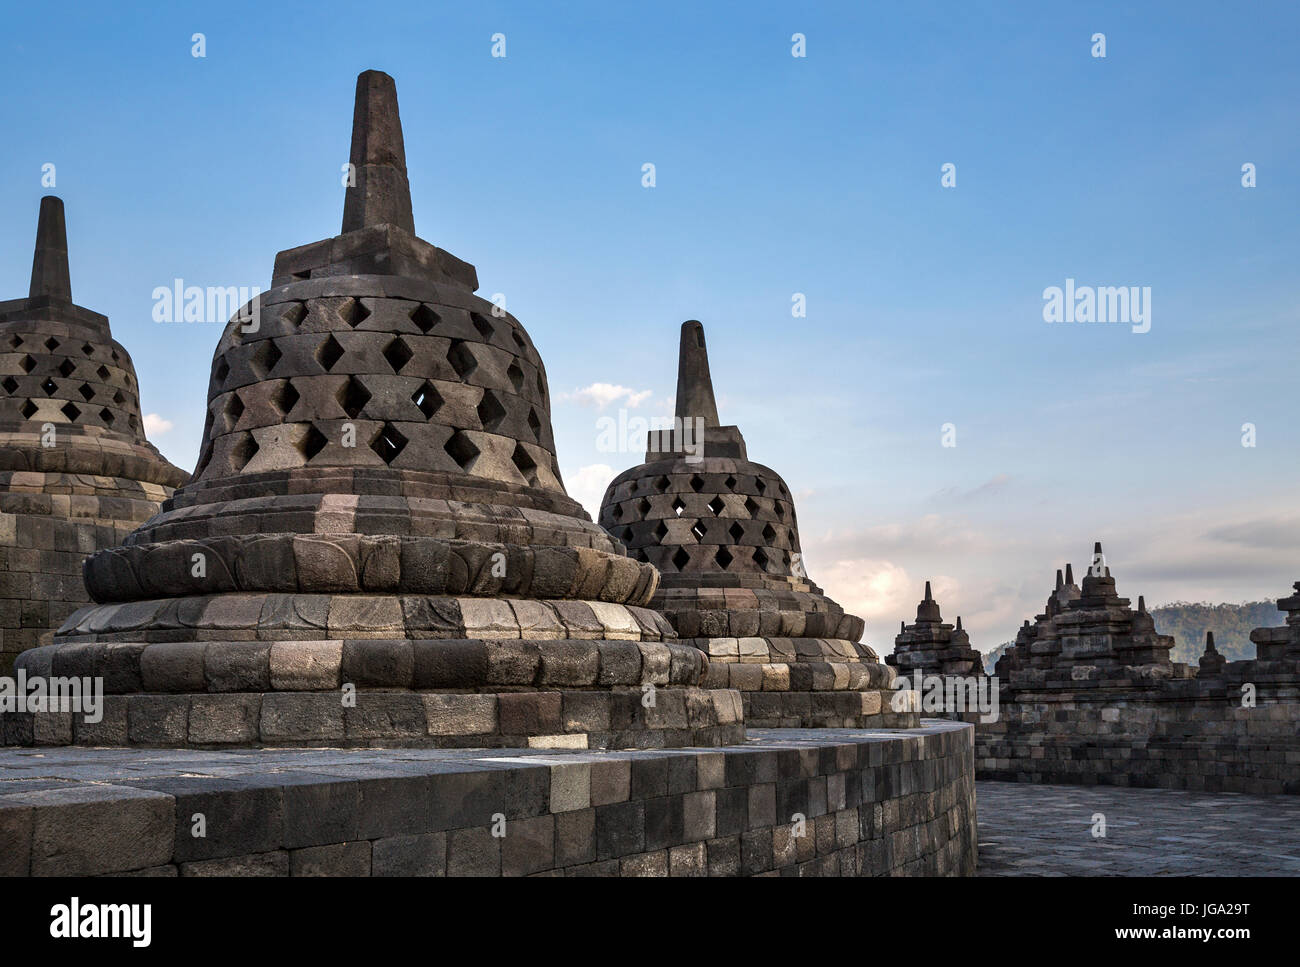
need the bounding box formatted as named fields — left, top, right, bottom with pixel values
left=142, top=413, right=173, bottom=436
left=566, top=463, right=615, bottom=519
left=560, top=383, right=654, bottom=410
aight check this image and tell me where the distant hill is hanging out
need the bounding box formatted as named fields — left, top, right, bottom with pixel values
left=981, top=601, right=1285, bottom=668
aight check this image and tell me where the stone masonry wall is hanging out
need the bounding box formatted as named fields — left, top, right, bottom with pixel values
left=0, top=722, right=976, bottom=877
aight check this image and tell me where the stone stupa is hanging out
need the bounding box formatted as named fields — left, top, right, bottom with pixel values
left=599, top=321, right=911, bottom=728
left=15, top=71, right=741, bottom=749
left=995, top=543, right=1191, bottom=686
left=0, top=197, right=187, bottom=676
left=888, top=582, right=985, bottom=679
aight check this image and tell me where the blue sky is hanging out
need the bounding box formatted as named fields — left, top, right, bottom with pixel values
left=2, top=1, right=1297, bottom=651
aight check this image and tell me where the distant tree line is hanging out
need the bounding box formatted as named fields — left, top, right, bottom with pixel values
left=980, top=601, right=1285, bottom=668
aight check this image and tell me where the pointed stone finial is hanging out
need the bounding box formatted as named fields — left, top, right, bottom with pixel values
left=1094, top=541, right=1103, bottom=554
left=1138, top=595, right=1146, bottom=614
left=1204, top=631, right=1217, bottom=652
left=956, top=616, right=963, bottom=631
left=924, top=581, right=933, bottom=601
left=29, top=196, right=72, bottom=302
left=1065, top=563, right=1074, bottom=585
left=1023, top=619, right=1030, bottom=627
left=341, top=70, right=415, bottom=236
left=900, top=620, right=906, bottom=633
left=674, top=321, right=721, bottom=427
left=1055, top=568, right=1063, bottom=590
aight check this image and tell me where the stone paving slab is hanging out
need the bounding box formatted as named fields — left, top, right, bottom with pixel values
left=977, top=781, right=1300, bottom=876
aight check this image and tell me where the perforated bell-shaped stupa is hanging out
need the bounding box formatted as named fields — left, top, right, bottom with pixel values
left=0, top=197, right=186, bottom=676
left=18, top=71, right=742, bottom=749
left=599, top=321, right=912, bottom=728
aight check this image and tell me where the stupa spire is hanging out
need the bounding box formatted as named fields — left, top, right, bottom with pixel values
left=341, top=70, right=415, bottom=235
left=675, top=320, right=721, bottom=427
left=28, top=196, right=72, bottom=302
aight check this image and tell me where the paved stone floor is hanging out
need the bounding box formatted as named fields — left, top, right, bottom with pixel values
left=977, top=781, right=1300, bottom=876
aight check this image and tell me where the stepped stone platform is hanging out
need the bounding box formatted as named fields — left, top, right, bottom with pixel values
left=888, top=582, right=985, bottom=679
left=9, top=71, right=738, bottom=750
left=0, top=721, right=976, bottom=877
left=599, top=322, right=912, bottom=730
left=0, top=198, right=187, bottom=675
left=979, top=549, right=1300, bottom=794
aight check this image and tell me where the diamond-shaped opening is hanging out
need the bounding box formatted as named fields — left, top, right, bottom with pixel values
left=778, top=483, right=788, bottom=498
left=41, top=377, right=57, bottom=395
left=672, top=547, right=690, bottom=571
left=511, top=442, right=539, bottom=486
left=755, top=478, right=767, bottom=495
left=637, top=497, right=652, bottom=517
left=20, top=400, right=37, bottom=419
left=761, top=523, right=777, bottom=543
left=470, top=311, right=494, bottom=341
left=444, top=430, right=480, bottom=470
left=20, top=355, right=35, bottom=373
left=728, top=521, right=745, bottom=541
left=775, top=502, right=786, bottom=520
left=655, top=520, right=668, bottom=540
left=370, top=422, right=408, bottom=464
left=57, top=359, right=75, bottom=378
left=128, top=414, right=138, bottom=431
left=410, top=303, right=440, bottom=333
left=112, top=390, right=125, bottom=406
left=611, top=503, right=624, bottom=522
left=226, top=392, right=245, bottom=425
left=77, top=383, right=95, bottom=401
left=526, top=408, right=542, bottom=441
left=60, top=401, right=80, bottom=421
left=622, top=527, right=634, bottom=542
left=8, top=334, right=21, bottom=349
left=213, top=358, right=229, bottom=384
left=536, top=371, right=546, bottom=398
left=411, top=381, right=442, bottom=419
left=448, top=340, right=477, bottom=380
left=111, top=350, right=120, bottom=363
left=231, top=432, right=259, bottom=471
left=1, top=376, right=17, bottom=394
left=782, top=550, right=792, bottom=568
left=338, top=376, right=372, bottom=419
left=753, top=548, right=770, bottom=571
left=653, top=475, right=670, bottom=492
left=100, top=407, right=115, bottom=426
left=281, top=302, right=308, bottom=327
left=81, top=343, right=94, bottom=356
left=672, top=496, right=685, bottom=517
left=724, top=475, right=737, bottom=490
left=300, top=424, right=328, bottom=461
left=745, top=496, right=760, bottom=516
left=44, top=337, right=59, bottom=352
left=272, top=381, right=300, bottom=416
left=250, top=339, right=283, bottom=378
left=691, top=521, right=707, bottom=541
left=341, top=297, right=370, bottom=328
left=316, top=334, right=345, bottom=372
left=507, top=360, right=524, bottom=393
left=382, top=336, right=414, bottom=373
left=511, top=330, right=527, bottom=351
left=708, top=495, right=725, bottom=516
left=690, top=474, right=705, bottom=493
left=715, top=547, right=733, bottom=570
left=477, top=388, right=508, bottom=432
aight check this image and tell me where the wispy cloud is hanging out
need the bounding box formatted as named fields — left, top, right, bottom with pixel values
left=559, top=383, right=654, bottom=409
left=565, top=463, right=615, bottom=519
left=142, top=413, right=173, bottom=436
